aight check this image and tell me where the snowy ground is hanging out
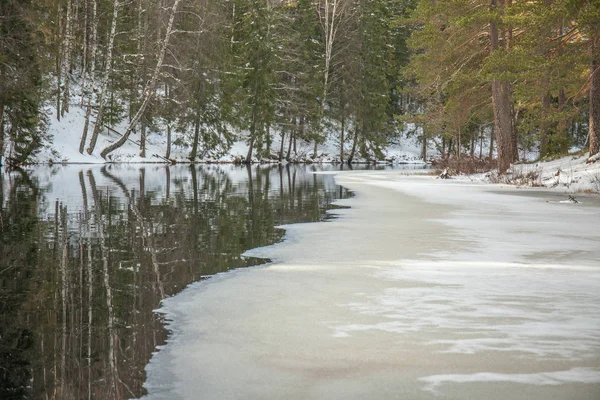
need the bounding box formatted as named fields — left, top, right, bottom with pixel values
left=34, top=104, right=431, bottom=165
left=142, top=172, right=600, bottom=400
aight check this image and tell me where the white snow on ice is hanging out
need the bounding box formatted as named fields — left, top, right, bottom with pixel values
left=141, top=171, right=600, bottom=400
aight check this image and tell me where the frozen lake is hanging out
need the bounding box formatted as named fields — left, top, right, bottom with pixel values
left=144, top=171, right=600, bottom=400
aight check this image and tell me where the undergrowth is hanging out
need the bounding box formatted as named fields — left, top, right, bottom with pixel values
left=431, top=156, right=497, bottom=175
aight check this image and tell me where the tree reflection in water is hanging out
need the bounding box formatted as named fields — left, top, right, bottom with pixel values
left=0, top=164, right=350, bottom=399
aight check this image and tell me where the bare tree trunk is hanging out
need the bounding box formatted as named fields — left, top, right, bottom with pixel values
left=140, top=121, right=146, bottom=157
left=190, top=116, right=200, bottom=161
left=590, top=33, right=600, bottom=157
left=489, top=124, right=495, bottom=159
left=490, top=0, right=515, bottom=173
left=165, top=124, right=172, bottom=160
left=340, top=104, right=345, bottom=163
left=266, top=123, right=272, bottom=158
left=80, top=0, right=89, bottom=107
left=279, top=127, right=286, bottom=162
left=540, top=86, right=552, bottom=158
left=492, top=80, right=515, bottom=172
left=286, top=117, right=295, bottom=161
left=62, top=0, right=74, bottom=116
left=348, top=127, right=359, bottom=164
left=165, top=166, right=171, bottom=199
left=470, top=132, right=475, bottom=158
left=100, top=0, right=183, bottom=159
left=316, top=0, right=350, bottom=140
left=479, top=125, right=484, bottom=159
left=441, top=136, right=446, bottom=158
left=246, top=102, right=258, bottom=162
left=557, top=87, right=569, bottom=153
left=86, top=0, right=119, bottom=155
left=457, top=127, right=462, bottom=160
left=420, top=129, right=427, bottom=160
left=79, top=0, right=98, bottom=153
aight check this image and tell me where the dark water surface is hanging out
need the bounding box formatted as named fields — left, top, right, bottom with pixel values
left=0, top=163, right=366, bottom=399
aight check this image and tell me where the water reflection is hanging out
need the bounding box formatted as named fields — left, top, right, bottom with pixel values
left=0, top=164, right=351, bottom=399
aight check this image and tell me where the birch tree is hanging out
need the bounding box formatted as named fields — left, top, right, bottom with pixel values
left=79, top=0, right=98, bottom=154
left=85, top=0, right=120, bottom=155
left=100, top=0, right=183, bottom=160
left=314, top=0, right=355, bottom=157
left=61, top=0, right=75, bottom=116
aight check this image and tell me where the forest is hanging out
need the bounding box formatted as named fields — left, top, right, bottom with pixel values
left=0, top=0, right=599, bottom=171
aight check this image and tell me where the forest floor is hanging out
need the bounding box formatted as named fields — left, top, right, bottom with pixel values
left=37, top=104, right=430, bottom=165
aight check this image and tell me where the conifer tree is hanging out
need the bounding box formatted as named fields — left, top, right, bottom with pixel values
left=0, top=0, right=45, bottom=166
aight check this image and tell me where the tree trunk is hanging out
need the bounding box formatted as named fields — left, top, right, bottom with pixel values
left=489, top=124, right=495, bottom=159
left=100, top=0, right=183, bottom=159
left=61, top=0, right=74, bottom=116
left=421, top=129, right=427, bottom=160
left=479, top=125, right=484, bottom=159
left=246, top=102, right=258, bottom=162
left=340, top=106, right=345, bottom=163
left=266, top=123, right=272, bottom=158
left=348, top=127, right=359, bottom=164
left=166, top=124, right=172, bottom=160
left=589, top=33, right=600, bottom=157
left=296, top=116, right=303, bottom=153
left=286, top=117, right=295, bottom=161
left=457, top=127, right=461, bottom=160
left=79, top=0, right=98, bottom=153
left=80, top=0, right=89, bottom=107
left=557, top=87, right=569, bottom=152
left=441, top=136, right=446, bottom=158
left=278, top=127, right=285, bottom=161
left=190, top=116, right=200, bottom=161
left=540, top=87, right=552, bottom=158
left=512, top=105, right=519, bottom=161
left=492, top=80, right=515, bottom=172
left=86, top=0, right=119, bottom=155
left=165, top=166, right=170, bottom=199
left=490, top=0, right=516, bottom=173
left=139, top=121, right=146, bottom=158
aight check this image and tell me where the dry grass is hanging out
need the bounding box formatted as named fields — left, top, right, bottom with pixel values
left=487, top=167, right=544, bottom=187
left=431, top=156, right=497, bottom=176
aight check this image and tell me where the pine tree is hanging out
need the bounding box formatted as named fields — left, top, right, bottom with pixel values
left=0, top=0, right=45, bottom=166
left=228, top=0, right=278, bottom=162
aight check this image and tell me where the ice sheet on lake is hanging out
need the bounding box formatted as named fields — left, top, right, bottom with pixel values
left=333, top=260, right=600, bottom=359
left=143, top=172, right=600, bottom=400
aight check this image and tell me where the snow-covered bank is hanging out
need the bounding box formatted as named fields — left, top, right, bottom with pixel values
left=142, top=172, right=600, bottom=400
left=439, top=152, right=600, bottom=194
left=510, top=153, right=600, bottom=193
left=33, top=105, right=433, bottom=165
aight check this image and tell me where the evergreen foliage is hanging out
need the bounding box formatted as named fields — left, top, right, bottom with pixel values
left=2, top=0, right=600, bottom=166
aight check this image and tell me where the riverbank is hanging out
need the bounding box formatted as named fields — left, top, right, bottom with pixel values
left=30, top=105, right=430, bottom=165
left=142, top=171, right=600, bottom=399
